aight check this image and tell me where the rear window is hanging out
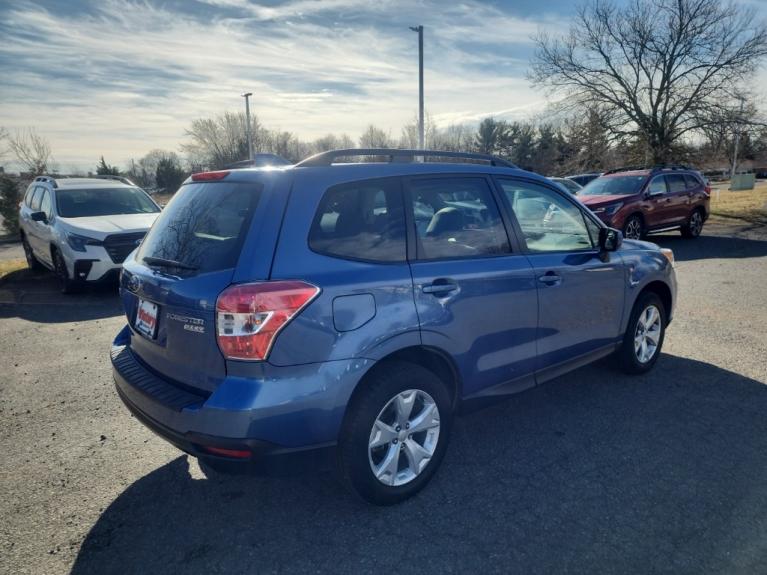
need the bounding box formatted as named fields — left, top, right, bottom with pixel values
left=308, top=178, right=406, bottom=262
left=56, top=187, right=160, bottom=218
left=137, top=182, right=261, bottom=274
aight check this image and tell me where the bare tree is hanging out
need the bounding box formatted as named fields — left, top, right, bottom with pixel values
left=531, top=0, right=767, bottom=163
left=7, top=127, right=53, bottom=175
left=358, top=125, right=395, bottom=148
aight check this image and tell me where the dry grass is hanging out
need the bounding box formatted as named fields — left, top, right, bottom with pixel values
left=709, top=181, right=767, bottom=225
left=0, top=258, right=26, bottom=281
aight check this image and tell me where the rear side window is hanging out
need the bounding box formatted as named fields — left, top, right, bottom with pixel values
left=23, top=186, right=35, bottom=206
left=29, top=186, right=44, bottom=210
left=409, top=177, right=509, bottom=259
left=683, top=174, right=700, bottom=189
left=137, top=182, right=261, bottom=274
left=309, top=178, right=406, bottom=262
left=666, top=174, right=687, bottom=193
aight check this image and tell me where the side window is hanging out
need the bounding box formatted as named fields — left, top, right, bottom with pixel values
left=683, top=174, right=700, bottom=189
left=24, top=186, right=35, bottom=206
left=584, top=215, right=602, bottom=246
left=39, top=190, right=52, bottom=219
left=30, top=186, right=44, bottom=211
left=498, top=179, right=595, bottom=252
left=648, top=176, right=667, bottom=195
left=666, top=174, right=687, bottom=193
left=308, top=178, right=406, bottom=262
left=408, top=177, right=509, bottom=259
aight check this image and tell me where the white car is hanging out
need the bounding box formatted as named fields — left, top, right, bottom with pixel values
left=18, top=175, right=161, bottom=293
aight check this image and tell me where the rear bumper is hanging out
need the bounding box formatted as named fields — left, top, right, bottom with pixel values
left=111, top=325, right=369, bottom=460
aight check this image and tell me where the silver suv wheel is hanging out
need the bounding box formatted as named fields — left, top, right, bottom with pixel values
left=634, top=304, right=662, bottom=363
left=368, top=389, right=440, bottom=486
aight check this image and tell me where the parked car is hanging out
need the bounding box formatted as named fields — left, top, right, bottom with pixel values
left=565, top=172, right=602, bottom=186
left=577, top=166, right=711, bottom=240
left=112, top=149, right=677, bottom=505
left=19, top=175, right=161, bottom=293
left=549, top=176, right=582, bottom=194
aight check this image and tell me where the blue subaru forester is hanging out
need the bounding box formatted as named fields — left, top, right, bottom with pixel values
left=112, top=149, right=677, bottom=504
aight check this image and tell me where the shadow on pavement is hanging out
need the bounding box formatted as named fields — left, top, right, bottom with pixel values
left=72, top=355, right=767, bottom=574
left=0, top=268, right=122, bottom=322
left=649, top=230, right=767, bottom=261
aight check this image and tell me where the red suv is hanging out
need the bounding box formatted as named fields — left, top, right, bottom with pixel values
left=577, top=166, right=711, bottom=240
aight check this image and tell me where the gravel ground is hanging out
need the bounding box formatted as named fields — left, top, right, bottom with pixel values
left=1, top=221, right=766, bottom=575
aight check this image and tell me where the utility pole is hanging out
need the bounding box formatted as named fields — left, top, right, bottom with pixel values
left=730, top=97, right=745, bottom=180
left=241, top=92, right=254, bottom=161
left=409, top=25, right=424, bottom=149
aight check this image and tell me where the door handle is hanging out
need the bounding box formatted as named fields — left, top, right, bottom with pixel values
left=538, top=272, right=562, bottom=286
left=422, top=281, right=459, bottom=295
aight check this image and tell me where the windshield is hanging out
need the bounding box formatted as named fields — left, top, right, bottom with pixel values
left=578, top=175, right=647, bottom=196
left=136, top=182, right=261, bottom=274
left=56, top=187, right=160, bottom=218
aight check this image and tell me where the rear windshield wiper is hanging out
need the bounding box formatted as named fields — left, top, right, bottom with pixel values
left=142, top=256, right=198, bottom=271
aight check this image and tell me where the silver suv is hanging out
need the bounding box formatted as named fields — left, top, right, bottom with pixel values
left=18, top=175, right=161, bottom=293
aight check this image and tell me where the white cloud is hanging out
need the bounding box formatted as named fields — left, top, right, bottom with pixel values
left=0, top=0, right=566, bottom=169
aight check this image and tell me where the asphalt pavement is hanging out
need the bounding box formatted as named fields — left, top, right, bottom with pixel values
left=1, top=221, right=766, bottom=574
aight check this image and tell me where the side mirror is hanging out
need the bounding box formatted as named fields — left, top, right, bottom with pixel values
left=30, top=211, right=48, bottom=223
left=599, top=227, right=623, bottom=252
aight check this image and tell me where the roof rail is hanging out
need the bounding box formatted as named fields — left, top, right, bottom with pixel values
left=92, top=174, right=136, bottom=186
left=34, top=175, right=58, bottom=188
left=604, top=164, right=692, bottom=175
left=295, top=148, right=517, bottom=169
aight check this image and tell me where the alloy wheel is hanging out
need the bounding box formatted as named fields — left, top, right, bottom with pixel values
left=634, top=304, right=662, bottom=363
left=624, top=218, right=642, bottom=240
left=689, top=211, right=702, bottom=236
left=368, top=389, right=441, bottom=487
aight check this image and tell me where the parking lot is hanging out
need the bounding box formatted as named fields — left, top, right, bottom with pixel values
left=1, top=220, right=766, bottom=574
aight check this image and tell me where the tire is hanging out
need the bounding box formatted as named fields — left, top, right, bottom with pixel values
left=21, top=234, right=44, bottom=271
left=615, top=292, right=666, bottom=375
left=53, top=248, right=81, bottom=294
left=623, top=215, right=644, bottom=240
left=337, top=361, right=452, bottom=505
left=681, top=209, right=704, bottom=239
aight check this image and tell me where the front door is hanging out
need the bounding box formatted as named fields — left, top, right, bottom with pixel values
left=406, top=175, right=539, bottom=398
left=494, top=177, right=625, bottom=377
left=28, top=187, right=54, bottom=266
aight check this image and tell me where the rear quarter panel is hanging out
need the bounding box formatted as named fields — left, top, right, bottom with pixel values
left=265, top=168, right=421, bottom=366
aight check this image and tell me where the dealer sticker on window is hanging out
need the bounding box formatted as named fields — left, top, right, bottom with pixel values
left=135, top=298, right=159, bottom=339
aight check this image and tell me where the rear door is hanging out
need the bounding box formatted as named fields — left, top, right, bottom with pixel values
left=495, top=177, right=625, bottom=376
left=120, top=174, right=287, bottom=392
left=406, top=175, right=538, bottom=398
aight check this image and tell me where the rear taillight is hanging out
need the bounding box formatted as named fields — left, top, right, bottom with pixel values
left=704, top=183, right=712, bottom=196
left=215, top=281, right=320, bottom=361
left=192, top=170, right=230, bottom=182
left=200, top=445, right=252, bottom=459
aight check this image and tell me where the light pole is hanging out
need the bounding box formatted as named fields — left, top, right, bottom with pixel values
left=409, top=25, right=424, bottom=149
left=241, top=92, right=253, bottom=161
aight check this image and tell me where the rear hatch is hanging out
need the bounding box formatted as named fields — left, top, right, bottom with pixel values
left=119, top=172, right=287, bottom=392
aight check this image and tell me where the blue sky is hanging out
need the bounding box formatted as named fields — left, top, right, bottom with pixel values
left=0, top=0, right=765, bottom=171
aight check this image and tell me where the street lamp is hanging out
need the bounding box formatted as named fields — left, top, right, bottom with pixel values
left=241, top=92, right=254, bottom=161
left=409, top=25, right=424, bottom=150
